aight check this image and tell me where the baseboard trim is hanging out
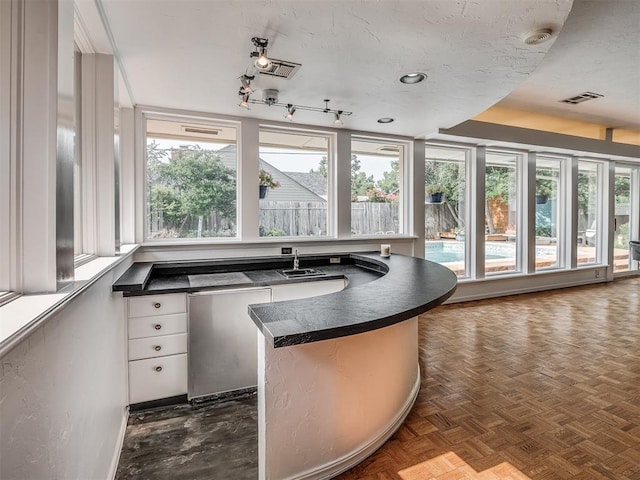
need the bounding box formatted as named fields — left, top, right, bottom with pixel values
left=286, top=366, right=421, bottom=480
left=108, top=407, right=129, bottom=480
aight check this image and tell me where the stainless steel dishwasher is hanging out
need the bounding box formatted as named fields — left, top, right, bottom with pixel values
left=188, top=287, right=271, bottom=399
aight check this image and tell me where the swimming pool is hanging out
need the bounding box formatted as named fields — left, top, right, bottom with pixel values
left=425, top=242, right=507, bottom=263
left=425, top=241, right=557, bottom=264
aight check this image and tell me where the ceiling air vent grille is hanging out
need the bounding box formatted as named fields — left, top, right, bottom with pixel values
left=182, top=126, right=220, bottom=136
left=378, top=146, right=400, bottom=153
left=257, top=59, right=302, bottom=80
left=560, top=92, right=604, bottom=105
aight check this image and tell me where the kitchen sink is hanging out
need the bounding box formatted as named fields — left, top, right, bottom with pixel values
left=279, top=268, right=326, bottom=279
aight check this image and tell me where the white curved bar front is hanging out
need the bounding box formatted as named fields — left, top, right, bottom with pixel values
left=258, top=317, right=419, bottom=480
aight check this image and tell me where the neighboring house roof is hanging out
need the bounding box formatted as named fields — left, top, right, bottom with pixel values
left=281, top=172, right=327, bottom=199
left=215, top=145, right=326, bottom=203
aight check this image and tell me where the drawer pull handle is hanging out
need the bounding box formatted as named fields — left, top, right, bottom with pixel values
left=155, top=366, right=163, bottom=372
left=154, top=324, right=162, bottom=330
left=154, top=345, right=162, bottom=351
left=154, top=302, right=162, bottom=309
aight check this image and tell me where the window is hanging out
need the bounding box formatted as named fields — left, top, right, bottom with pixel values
left=351, top=138, right=404, bottom=235
left=145, top=118, right=238, bottom=240
left=535, top=156, right=564, bottom=271
left=485, top=151, right=521, bottom=275
left=614, top=166, right=632, bottom=272
left=577, top=160, right=602, bottom=265
left=258, top=129, right=330, bottom=238
left=424, top=145, right=469, bottom=277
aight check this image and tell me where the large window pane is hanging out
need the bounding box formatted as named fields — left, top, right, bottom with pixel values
left=145, top=118, right=237, bottom=239
left=425, top=145, right=468, bottom=277
left=351, top=139, right=403, bottom=235
left=614, top=166, right=632, bottom=271
left=577, top=160, right=601, bottom=265
left=258, top=129, right=329, bottom=237
left=535, top=156, right=563, bottom=270
left=485, top=152, right=520, bottom=274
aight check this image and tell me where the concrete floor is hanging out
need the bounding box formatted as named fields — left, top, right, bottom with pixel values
left=116, top=395, right=258, bottom=480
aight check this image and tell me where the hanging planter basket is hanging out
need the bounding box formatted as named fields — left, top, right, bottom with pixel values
left=535, top=194, right=549, bottom=205
left=259, top=185, right=268, bottom=199
left=425, top=193, right=445, bottom=204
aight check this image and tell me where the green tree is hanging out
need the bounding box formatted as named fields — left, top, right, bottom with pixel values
left=147, top=143, right=236, bottom=237
left=309, top=157, right=328, bottom=177
left=376, top=160, right=399, bottom=195
left=352, top=155, right=375, bottom=199
left=310, top=155, right=376, bottom=200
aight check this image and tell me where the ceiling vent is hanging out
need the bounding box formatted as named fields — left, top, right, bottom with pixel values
left=560, top=92, right=604, bottom=105
left=182, top=126, right=221, bottom=136
left=256, top=58, right=302, bottom=80
left=377, top=145, right=400, bottom=153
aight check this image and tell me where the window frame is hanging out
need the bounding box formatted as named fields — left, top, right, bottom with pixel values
left=424, top=143, right=472, bottom=279
left=484, top=149, right=525, bottom=276
left=257, top=126, right=335, bottom=239
left=349, top=136, right=410, bottom=237
left=576, top=158, right=605, bottom=267
left=141, top=112, right=241, bottom=243
left=534, top=154, right=570, bottom=272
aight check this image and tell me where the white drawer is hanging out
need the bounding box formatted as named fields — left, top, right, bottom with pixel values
left=128, top=313, right=187, bottom=339
left=128, top=293, right=186, bottom=318
left=128, top=333, right=188, bottom=361
left=128, top=354, right=187, bottom=404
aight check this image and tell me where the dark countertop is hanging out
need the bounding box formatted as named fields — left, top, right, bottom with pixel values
left=112, top=253, right=457, bottom=348
left=249, top=253, right=456, bottom=347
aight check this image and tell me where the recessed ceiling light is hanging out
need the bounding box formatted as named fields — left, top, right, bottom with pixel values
left=377, top=117, right=394, bottom=124
left=399, top=73, right=427, bottom=84
left=523, top=28, right=553, bottom=45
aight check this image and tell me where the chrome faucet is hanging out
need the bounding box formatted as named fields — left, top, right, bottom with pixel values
left=293, top=249, right=300, bottom=271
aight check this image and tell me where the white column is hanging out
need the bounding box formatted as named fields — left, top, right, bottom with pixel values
left=412, top=140, right=425, bottom=257
left=119, top=107, right=135, bottom=244
left=524, top=152, right=536, bottom=273
left=239, top=118, right=260, bottom=241
left=81, top=53, right=116, bottom=256
left=20, top=0, right=62, bottom=292
left=472, top=146, right=486, bottom=279
left=335, top=130, right=352, bottom=239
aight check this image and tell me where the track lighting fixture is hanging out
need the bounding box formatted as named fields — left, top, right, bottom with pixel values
left=285, top=104, right=296, bottom=121
left=250, top=37, right=272, bottom=71
left=237, top=39, right=352, bottom=126
left=239, top=74, right=254, bottom=94
left=236, top=92, right=351, bottom=126
left=333, top=111, right=343, bottom=127
left=239, top=93, right=251, bottom=109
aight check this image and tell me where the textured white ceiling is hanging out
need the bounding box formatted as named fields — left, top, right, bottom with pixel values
left=98, top=0, right=574, bottom=137
left=498, top=0, right=640, bottom=131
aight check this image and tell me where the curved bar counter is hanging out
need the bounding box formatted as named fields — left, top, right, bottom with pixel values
left=252, top=253, right=456, bottom=480
left=113, top=253, right=457, bottom=480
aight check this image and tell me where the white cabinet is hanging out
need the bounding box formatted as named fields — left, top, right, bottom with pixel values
left=188, top=287, right=271, bottom=399
left=129, top=354, right=188, bottom=404
left=128, top=293, right=186, bottom=318
left=271, top=278, right=345, bottom=302
left=127, top=293, right=188, bottom=405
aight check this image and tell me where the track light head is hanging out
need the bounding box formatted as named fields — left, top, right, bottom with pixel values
left=240, top=74, right=254, bottom=94
left=334, top=111, right=343, bottom=127
left=251, top=37, right=272, bottom=70
left=285, top=104, right=296, bottom=121
left=238, top=93, right=251, bottom=109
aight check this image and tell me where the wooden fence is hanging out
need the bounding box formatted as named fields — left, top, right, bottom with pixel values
left=150, top=201, right=459, bottom=238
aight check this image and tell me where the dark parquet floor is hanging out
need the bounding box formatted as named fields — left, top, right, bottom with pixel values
left=116, top=277, right=640, bottom=479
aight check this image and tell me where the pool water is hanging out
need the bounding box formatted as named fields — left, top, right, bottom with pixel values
left=425, top=242, right=512, bottom=263
left=425, top=249, right=505, bottom=263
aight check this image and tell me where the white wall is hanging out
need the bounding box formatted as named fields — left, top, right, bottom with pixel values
left=0, top=258, right=132, bottom=480
left=259, top=318, right=419, bottom=480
